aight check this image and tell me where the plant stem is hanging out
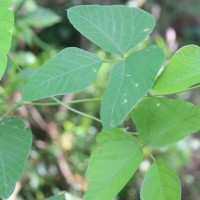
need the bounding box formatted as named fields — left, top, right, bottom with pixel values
left=0, top=97, right=102, bottom=107
left=1, top=97, right=102, bottom=121
left=22, top=97, right=102, bottom=106
left=8, top=55, right=29, bottom=78
left=51, top=97, right=102, bottom=123
left=149, top=152, right=156, bottom=162
left=32, top=32, right=53, bottom=51
left=1, top=104, right=21, bottom=117
left=129, top=131, right=139, bottom=136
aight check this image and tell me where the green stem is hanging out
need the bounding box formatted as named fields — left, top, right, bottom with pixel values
left=23, top=97, right=101, bottom=106
left=129, top=131, right=139, bottom=136
left=1, top=104, right=21, bottom=117
left=32, top=32, right=53, bottom=51
left=51, top=97, right=102, bottom=123
left=8, top=55, right=29, bottom=78
left=149, top=152, right=156, bottom=162
left=133, top=135, right=146, bottom=147
left=0, top=98, right=102, bottom=107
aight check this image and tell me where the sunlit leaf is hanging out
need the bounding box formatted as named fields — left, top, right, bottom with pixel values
left=68, top=5, right=155, bottom=54
left=131, top=97, right=200, bottom=146
left=84, top=128, right=143, bottom=200
left=0, top=117, right=32, bottom=199
left=0, top=0, right=14, bottom=79
left=23, top=47, right=103, bottom=101
left=101, top=46, right=165, bottom=129
left=152, top=45, right=200, bottom=95
left=141, top=162, right=181, bottom=200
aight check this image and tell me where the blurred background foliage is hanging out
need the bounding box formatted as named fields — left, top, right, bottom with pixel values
left=0, top=0, right=200, bottom=199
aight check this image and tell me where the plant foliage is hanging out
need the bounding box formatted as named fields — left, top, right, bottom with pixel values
left=152, top=45, right=200, bottom=95
left=101, top=46, right=164, bottom=129
left=67, top=5, right=155, bottom=54
left=23, top=47, right=103, bottom=101
left=0, top=0, right=14, bottom=79
left=131, top=97, right=200, bottom=146
left=141, top=162, right=181, bottom=200
left=0, top=117, right=32, bottom=199
left=1, top=3, right=200, bottom=200
left=84, top=129, right=143, bottom=200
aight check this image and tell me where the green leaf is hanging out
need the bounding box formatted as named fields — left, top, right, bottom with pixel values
left=23, top=7, right=61, bottom=28
left=152, top=45, right=200, bottom=95
left=0, top=0, right=14, bottom=79
left=84, top=128, right=143, bottom=200
left=67, top=5, right=155, bottom=54
left=141, top=162, right=181, bottom=200
left=101, top=46, right=165, bottom=129
left=0, top=117, right=32, bottom=199
left=131, top=97, right=200, bottom=147
left=23, top=47, right=103, bottom=101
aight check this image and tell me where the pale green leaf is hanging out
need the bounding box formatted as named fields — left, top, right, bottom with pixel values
left=141, top=162, right=181, bottom=200
left=23, top=47, right=103, bottom=101
left=131, top=97, right=200, bottom=147
left=84, top=128, right=143, bottom=200
left=152, top=45, right=200, bottom=95
left=67, top=5, right=155, bottom=54
left=0, top=0, right=14, bottom=79
left=101, top=46, right=165, bottom=129
left=0, top=117, right=32, bottom=199
left=23, top=7, right=61, bottom=28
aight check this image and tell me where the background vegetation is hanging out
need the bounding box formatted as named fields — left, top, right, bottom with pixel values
left=1, top=0, right=200, bottom=199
